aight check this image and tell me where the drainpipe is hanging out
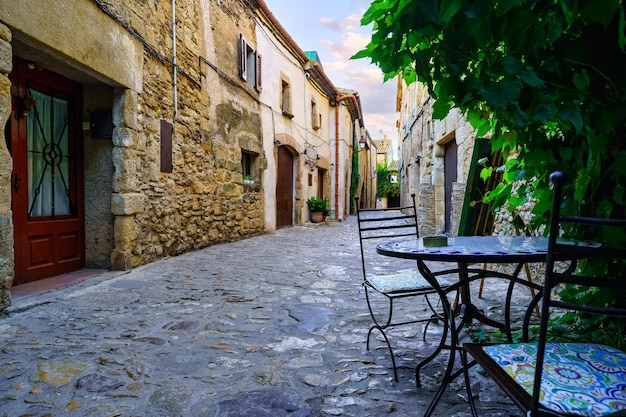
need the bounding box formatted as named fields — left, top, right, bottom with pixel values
left=172, top=0, right=178, bottom=122
left=335, top=94, right=361, bottom=219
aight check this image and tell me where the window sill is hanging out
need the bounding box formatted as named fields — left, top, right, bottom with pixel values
left=243, top=182, right=261, bottom=192
left=282, top=110, right=294, bottom=119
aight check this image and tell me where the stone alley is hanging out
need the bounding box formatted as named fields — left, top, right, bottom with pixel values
left=1, top=217, right=528, bottom=416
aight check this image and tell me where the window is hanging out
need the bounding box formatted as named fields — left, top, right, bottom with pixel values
left=281, top=79, right=293, bottom=118
left=311, top=99, right=320, bottom=130
left=239, top=34, right=262, bottom=92
left=242, top=151, right=253, bottom=178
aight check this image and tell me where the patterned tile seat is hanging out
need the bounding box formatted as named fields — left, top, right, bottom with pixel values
left=483, top=342, right=626, bottom=416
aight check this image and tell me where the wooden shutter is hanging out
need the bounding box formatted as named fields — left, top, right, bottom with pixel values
left=239, top=34, right=247, bottom=81
left=255, top=52, right=262, bottom=92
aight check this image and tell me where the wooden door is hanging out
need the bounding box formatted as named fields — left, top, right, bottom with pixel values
left=276, top=146, right=293, bottom=228
left=444, top=140, right=458, bottom=234
left=10, top=58, right=84, bottom=284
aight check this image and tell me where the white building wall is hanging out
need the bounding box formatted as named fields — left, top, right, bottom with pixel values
left=255, top=19, right=335, bottom=229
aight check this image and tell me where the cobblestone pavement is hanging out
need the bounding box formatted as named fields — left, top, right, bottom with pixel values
left=1, top=216, right=531, bottom=417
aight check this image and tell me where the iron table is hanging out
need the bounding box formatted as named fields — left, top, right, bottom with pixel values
left=376, top=235, right=552, bottom=416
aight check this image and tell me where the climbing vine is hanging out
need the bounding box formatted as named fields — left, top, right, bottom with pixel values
left=354, top=0, right=626, bottom=347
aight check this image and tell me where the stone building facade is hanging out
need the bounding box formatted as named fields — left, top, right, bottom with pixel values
left=398, top=80, right=477, bottom=236
left=0, top=0, right=364, bottom=311
left=254, top=8, right=362, bottom=228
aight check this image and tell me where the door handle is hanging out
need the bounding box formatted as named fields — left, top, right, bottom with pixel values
left=13, top=172, right=20, bottom=193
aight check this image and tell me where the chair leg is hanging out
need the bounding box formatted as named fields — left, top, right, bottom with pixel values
left=461, top=348, right=479, bottom=417
left=364, top=287, right=399, bottom=381
left=367, top=325, right=399, bottom=381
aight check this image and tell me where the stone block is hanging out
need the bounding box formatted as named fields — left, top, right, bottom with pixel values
left=0, top=23, right=11, bottom=44
left=0, top=38, right=11, bottom=74
left=112, top=127, right=136, bottom=148
left=110, top=249, right=132, bottom=271
left=114, top=215, right=136, bottom=251
left=0, top=152, right=11, bottom=213
left=111, top=193, right=146, bottom=216
left=112, top=147, right=140, bottom=193
left=0, top=211, right=13, bottom=311
left=113, top=89, right=139, bottom=130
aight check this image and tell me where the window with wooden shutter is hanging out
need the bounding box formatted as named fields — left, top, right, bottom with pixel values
left=255, top=53, right=262, bottom=92
left=281, top=79, right=293, bottom=118
left=311, top=98, right=320, bottom=130
left=239, top=34, right=247, bottom=81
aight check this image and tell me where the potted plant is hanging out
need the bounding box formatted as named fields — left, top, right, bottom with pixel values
left=243, top=175, right=255, bottom=185
left=306, top=196, right=329, bottom=223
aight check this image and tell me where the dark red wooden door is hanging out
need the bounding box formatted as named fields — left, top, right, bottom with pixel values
left=276, top=146, right=293, bottom=228
left=10, top=58, right=84, bottom=284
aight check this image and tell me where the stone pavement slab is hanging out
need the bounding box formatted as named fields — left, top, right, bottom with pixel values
left=1, top=217, right=526, bottom=416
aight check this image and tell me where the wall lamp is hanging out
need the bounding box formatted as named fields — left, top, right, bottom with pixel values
left=358, top=136, right=368, bottom=150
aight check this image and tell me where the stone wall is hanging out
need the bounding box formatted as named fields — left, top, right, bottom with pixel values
left=84, top=85, right=115, bottom=269
left=0, top=23, right=12, bottom=310
left=108, top=0, right=266, bottom=268
left=0, top=0, right=267, bottom=310
left=399, top=80, right=482, bottom=237
left=418, top=183, right=436, bottom=237
left=450, top=182, right=466, bottom=236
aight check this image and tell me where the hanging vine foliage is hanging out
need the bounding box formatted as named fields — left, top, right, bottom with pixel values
left=354, top=0, right=626, bottom=225
left=353, top=0, right=626, bottom=348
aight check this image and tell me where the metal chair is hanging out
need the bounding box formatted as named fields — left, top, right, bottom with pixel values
left=462, top=171, right=626, bottom=417
left=355, top=194, right=448, bottom=381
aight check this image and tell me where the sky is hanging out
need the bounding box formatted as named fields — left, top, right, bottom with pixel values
left=262, top=0, right=399, bottom=147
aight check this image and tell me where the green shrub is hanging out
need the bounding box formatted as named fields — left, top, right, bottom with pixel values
left=306, top=196, right=330, bottom=216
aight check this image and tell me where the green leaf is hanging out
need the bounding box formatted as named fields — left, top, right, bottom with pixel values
left=532, top=100, right=556, bottom=122
left=512, top=105, right=529, bottom=127
left=558, top=146, right=573, bottom=163
left=580, top=0, right=621, bottom=27
left=361, top=0, right=397, bottom=25
left=530, top=188, right=552, bottom=218
left=596, top=199, right=613, bottom=218
left=439, top=0, right=463, bottom=24
left=481, top=77, right=522, bottom=108
left=614, top=185, right=625, bottom=205
left=574, top=169, right=591, bottom=203
left=559, top=105, right=583, bottom=133
left=417, top=0, right=438, bottom=23
left=497, top=0, right=523, bottom=15
left=502, top=56, right=523, bottom=75
left=432, top=98, right=452, bottom=119
left=480, top=166, right=493, bottom=182
left=572, top=70, right=590, bottom=93
left=521, top=67, right=545, bottom=87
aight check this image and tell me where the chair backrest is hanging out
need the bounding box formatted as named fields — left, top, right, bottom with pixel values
left=355, top=194, right=419, bottom=279
left=530, top=171, right=626, bottom=414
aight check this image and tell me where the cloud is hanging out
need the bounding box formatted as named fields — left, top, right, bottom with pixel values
left=320, top=13, right=363, bottom=32
left=321, top=32, right=369, bottom=60
left=320, top=17, right=341, bottom=32
left=366, top=113, right=399, bottom=140
left=316, top=5, right=399, bottom=143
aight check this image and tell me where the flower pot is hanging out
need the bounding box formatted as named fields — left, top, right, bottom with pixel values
left=310, top=211, right=324, bottom=223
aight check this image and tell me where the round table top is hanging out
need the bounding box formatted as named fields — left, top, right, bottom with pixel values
left=376, top=235, right=553, bottom=263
